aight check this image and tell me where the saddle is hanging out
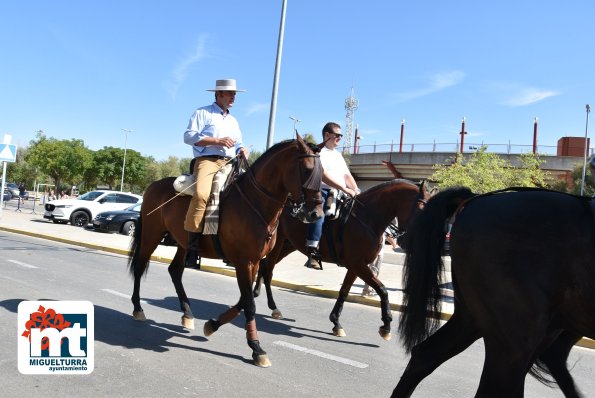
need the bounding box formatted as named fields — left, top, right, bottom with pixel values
left=172, top=159, right=242, bottom=235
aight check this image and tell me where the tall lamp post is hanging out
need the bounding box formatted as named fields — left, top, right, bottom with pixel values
left=120, top=128, right=133, bottom=191
left=580, top=104, right=591, bottom=196
left=289, top=115, right=301, bottom=134
left=266, top=0, right=288, bottom=149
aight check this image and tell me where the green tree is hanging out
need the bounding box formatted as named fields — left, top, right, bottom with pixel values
left=25, top=132, right=92, bottom=192
left=566, top=161, right=595, bottom=196
left=302, top=133, right=317, bottom=145
left=431, top=147, right=549, bottom=194
left=508, top=152, right=549, bottom=187
left=248, top=150, right=262, bottom=165
left=5, top=146, right=41, bottom=190
left=159, top=156, right=185, bottom=178
left=93, top=146, right=146, bottom=191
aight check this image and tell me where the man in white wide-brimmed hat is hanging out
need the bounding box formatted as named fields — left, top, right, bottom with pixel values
left=182, top=78, right=249, bottom=268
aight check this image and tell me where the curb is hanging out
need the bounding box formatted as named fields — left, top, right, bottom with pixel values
left=2, top=225, right=593, bottom=350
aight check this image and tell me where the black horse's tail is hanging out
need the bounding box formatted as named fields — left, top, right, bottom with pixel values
left=398, top=186, right=475, bottom=353
left=127, top=214, right=148, bottom=277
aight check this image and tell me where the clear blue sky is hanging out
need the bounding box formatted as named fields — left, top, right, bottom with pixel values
left=1, top=1, right=593, bottom=160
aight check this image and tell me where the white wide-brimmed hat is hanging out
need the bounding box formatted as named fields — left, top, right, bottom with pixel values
left=206, top=79, right=246, bottom=92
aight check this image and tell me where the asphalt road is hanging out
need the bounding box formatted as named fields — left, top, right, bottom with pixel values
left=2, top=232, right=595, bottom=397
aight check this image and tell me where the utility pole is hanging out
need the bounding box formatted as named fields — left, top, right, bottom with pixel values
left=580, top=104, right=591, bottom=196
left=266, top=0, right=288, bottom=149
left=120, top=128, right=133, bottom=192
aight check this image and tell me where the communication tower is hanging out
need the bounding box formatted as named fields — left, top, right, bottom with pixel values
left=343, top=87, right=358, bottom=154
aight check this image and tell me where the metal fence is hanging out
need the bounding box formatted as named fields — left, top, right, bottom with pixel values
left=1, top=194, right=45, bottom=215
left=346, top=142, right=594, bottom=156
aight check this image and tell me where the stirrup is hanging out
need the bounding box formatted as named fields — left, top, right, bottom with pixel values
left=304, top=248, right=323, bottom=270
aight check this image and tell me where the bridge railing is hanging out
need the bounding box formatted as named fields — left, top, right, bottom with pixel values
left=346, top=142, right=594, bottom=156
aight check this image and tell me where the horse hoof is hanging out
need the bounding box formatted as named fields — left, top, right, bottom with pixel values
left=253, top=354, right=272, bottom=368
left=132, top=311, right=146, bottom=321
left=182, top=316, right=195, bottom=330
left=271, top=309, right=283, bottom=319
left=379, top=328, right=392, bottom=341
left=333, top=327, right=346, bottom=337
left=203, top=320, right=215, bottom=337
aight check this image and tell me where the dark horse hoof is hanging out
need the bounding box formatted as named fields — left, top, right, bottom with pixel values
left=379, top=326, right=392, bottom=341
left=203, top=319, right=220, bottom=337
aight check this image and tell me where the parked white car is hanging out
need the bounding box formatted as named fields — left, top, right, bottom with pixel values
left=44, top=190, right=142, bottom=227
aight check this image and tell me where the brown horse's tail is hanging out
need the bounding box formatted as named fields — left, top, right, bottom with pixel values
left=127, top=214, right=148, bottom=277
left=398, top=186, right=475, bottom=353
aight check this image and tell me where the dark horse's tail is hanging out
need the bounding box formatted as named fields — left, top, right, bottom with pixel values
left=398, top=186, right=475, bottom=353
left=127, top=214, right=147, bottom=277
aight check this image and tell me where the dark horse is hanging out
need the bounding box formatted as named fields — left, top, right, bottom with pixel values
left=128, top=135, right=324, bottom=367
left=253, top=179, right=430, bottom=340
left=394, top=187, right=595, bottom=397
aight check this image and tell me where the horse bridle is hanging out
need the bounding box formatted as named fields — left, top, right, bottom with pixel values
left=287, top=152, right=324, bottom=218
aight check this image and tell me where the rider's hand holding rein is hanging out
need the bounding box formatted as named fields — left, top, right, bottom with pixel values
left=237, top=146, right=249, bottom=159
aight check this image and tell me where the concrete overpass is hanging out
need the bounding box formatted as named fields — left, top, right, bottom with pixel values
left=348, top=151, right=585, bottom=190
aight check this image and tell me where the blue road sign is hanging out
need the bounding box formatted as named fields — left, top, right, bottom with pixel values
left=0, top=144, right=17, bottom=162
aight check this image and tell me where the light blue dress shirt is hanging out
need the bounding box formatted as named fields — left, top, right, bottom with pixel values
left=183, top=102, right=244, bottom=158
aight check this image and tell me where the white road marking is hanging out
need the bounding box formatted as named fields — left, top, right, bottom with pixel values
left=101, top=288, right=147, bottom=304
left=273, top=340, right=369, bottom=369
left=7, top=259, right=38, bottom=269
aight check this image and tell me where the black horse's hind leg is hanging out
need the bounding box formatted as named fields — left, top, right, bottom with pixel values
left=168, top=248, right=195, bottom=329
left=537, top=331, right=583, bottom=398
left=477, top=330, right=548, bottom=398
left=392, top=310, right=480, bottom=398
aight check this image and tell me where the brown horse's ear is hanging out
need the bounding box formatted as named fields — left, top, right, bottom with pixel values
left=296, top=132, right=310, bottom=153
left=419, top=180, right=427, bottom=194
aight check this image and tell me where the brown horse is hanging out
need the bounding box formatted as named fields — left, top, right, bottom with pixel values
left=127, top=135, right=323, bottom=367
left=253, top=179, right=430, bottom=339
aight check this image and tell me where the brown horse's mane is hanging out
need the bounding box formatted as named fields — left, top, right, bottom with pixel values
left=250, top=139, right=296, bottom=169
left=230, top=139, right=297, bottom=186
left=357, top=178, right=417, bottom=202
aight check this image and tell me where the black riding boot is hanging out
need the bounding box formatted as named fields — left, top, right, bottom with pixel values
left=304, top=246, right=323, bottom=270
left=184, top=232, right=201, bottom=269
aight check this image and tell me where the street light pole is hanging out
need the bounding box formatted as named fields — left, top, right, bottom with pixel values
left=580, top=104, right=591, bottom=196
left=289, top=115, right=301, bottom=134
left=266, top=0, right=288, bottom=149
left=120, top=128, right=133, bottom=192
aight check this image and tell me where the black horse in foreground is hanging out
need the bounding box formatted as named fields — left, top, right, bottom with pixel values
left=394, top=187, right=595, bottom=397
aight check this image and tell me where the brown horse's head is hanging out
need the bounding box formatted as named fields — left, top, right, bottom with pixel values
left=285, top=133, right=324, bottom=223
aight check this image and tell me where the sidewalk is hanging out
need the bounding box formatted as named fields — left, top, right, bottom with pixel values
left=0, top=200, right=454, bottom=317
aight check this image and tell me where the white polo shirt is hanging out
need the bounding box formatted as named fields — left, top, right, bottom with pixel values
left=320, top=147, right=349, bottom=190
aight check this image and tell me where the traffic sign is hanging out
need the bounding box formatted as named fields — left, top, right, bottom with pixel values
left=0, top=144, right=17, bottom=162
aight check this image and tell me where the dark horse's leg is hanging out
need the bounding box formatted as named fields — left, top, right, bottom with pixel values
left=476, top=325, right=551, bottom=398
left=392, top=310, right=480, bottom=398
left=534, top=331, right=583, bottom=398
left=254, top=239, right=295, bottom=319
left=130, top=220, right=165, bottom=322
left=168, top=248, right=196, bottom=329
left=205, top=263, right=271, bottom=367
left=329, top=268, right=392, bottom=340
